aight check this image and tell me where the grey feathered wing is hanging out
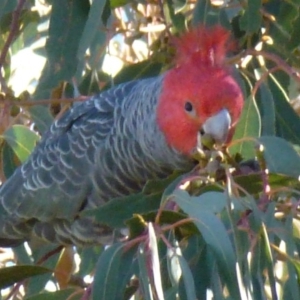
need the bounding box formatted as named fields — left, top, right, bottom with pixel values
left=0, top=82, right=137, bottom=246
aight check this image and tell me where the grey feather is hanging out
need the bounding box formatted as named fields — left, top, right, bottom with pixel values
left=0, top=75, right=194, bottom=246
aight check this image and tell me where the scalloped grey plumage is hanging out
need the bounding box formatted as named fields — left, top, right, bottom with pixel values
left=0, top=75, right=194, bottom=246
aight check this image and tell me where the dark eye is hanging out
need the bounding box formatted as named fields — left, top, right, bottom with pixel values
left=184, top=101, right=193, bottom=112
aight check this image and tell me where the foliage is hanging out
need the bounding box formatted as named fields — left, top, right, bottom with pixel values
left=0, top=0, right=300, bottom=299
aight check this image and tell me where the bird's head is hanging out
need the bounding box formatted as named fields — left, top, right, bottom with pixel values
left=157, top=25, right=244, bottom=155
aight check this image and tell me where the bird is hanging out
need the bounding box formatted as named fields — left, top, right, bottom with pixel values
left=0, top=25, right=244, bottom=247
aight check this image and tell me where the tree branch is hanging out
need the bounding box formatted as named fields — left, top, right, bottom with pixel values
left=1, top=96, right=88, bottom=107
left=245, top=49, right=300, bottom=83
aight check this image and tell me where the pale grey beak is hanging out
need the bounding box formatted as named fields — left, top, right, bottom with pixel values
left=200, top=108, right=231, bottom=145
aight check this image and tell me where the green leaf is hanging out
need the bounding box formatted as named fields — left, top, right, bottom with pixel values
left=34, top=0, right=90, bottom=100
left=268, top=1, right=300, bottom=54
left=192, top=0, right=219, bottom=26
left=234, top=173, right=300, bottom=195
left=210, top=264, right=225, bottom=299
left=127, top=210, right=199, bottom=240
left=261, top=224, right=278, bottom=300
left=115, top=247, right=137, bottom=299
left=0, top=0, right=17, bottom=20
left=29, top=105, right=53, bottom=134
left=268, top=74, right=300, bottom=145
left=148, top=223, right=164, bottom=300
left=256, top=82, right=276, bottom=136
left=77, top=0, right=107, bottom=58
left=173, top=191, right=241, bottom=299
left=161, top=173, right=187, bottom=202
left=92, top=243, right=129, bottom=300
left=289, top=10, right=300, bottom=50
left=0, top=265, right=51, bottom=289
left=110, top=0, right=133, bottom=9
left=101, top=0, right=111, bottom=26
left=107, top=60, right=163, bottom=89
left=165, top=287, right=179, bottom=300
left=93, top=245, right=136, bottom=300
left=193, top=0, right=208, bottom=25
left=231, top=96, right=261, bottom=159
left=182, top=236, right=210, bottom=299
left=258, top=136, right=300, bottom=178
left=249, top=229, right=267, bottom=298
left=293, top=219, right=300, bottom=240
left=2, top=125, right=40, bottom=163
left=282, top=217, right=300, bottom=300
left=239, top=0, right=262, bottom=33
left=177, top=255, right=197, bottom=300
left=165, top=0, right=186, bottom=32
left=77, top=246, right=102, bottom=277
left=277, top=2, right=299, bottom=34
left=82, top=192, right=162, bottom=228
left=26, top=244, right=61, bottom=297
left=143, top=171, right=184, bottom=195
left=284, top=273, right=300, bottom=300
left=138, top=244, right=154, bottom=300
left=26, top=289, right=81, bottom=300
left=13, top=244, right=33, bottom=265
left=174, top=190, right=227, bottom=214
left=1, top=140, right=18, bottom=178
left=20, top=12, right=40, bottom=48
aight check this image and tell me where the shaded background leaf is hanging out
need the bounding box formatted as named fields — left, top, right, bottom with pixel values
left=0, top=265, right=50, bottom=289
left=2, top=125, right=40, bottom=163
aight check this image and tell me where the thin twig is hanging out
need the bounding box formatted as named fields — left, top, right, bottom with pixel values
left=1, top=96, right=88, bottom=107
left=124, top=234, right=147, bottom=252
left=260, top=8, right=276, bottom=22
left=36, top=245, right=63, bottom=265
left=229, top=49, right=300, bottom=83
left=157, top=0, right=168, bottom=32
left=0, top=0, right=27, bottom=93
left=65, top=288, right=84, bottom=300
left=4, top=281, right=23, bottom=300
left=4, top=245, right=63, bottom=300
left=251, top=66, right=280, bottom=97
left=246, top=49, right=300, bottom=82
left=161, top=218, right=193, bottom=232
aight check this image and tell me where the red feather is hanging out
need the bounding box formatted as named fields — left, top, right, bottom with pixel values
left=157, top=25, right=243, bottom=155
left=173, top=25, right=233, bottom=67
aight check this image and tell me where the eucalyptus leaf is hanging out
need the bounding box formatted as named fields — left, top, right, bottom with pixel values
left=177, top=255, right=197, bottom=300
left=92, top=243, right=130, bottom=300
left=173, top=191, right=241, bottom=299
left=256, top=82, right=276, bottom=136
left=34, top=0, right=90, bottom=100
left=0, top=265, right=51, bottom=289
left=77, top=0, right=107, bottom=58
left=138, top=244, right=154, bottom=300
left=82, top=192, right=162, bottom=228
left=1, top=140, right=18, bottom=178
left=258, top=136, right=300, bottom=178
left=2, top=125, right=40, bottom=163
left=231, top=95, right=261, bottom=159
left=239, top=0, right=262, bottom=33
left=269, top=74, right=300, bottom=145
left=0, top=0, right=17, bottom=19
left=26, top=289, right=81, bottom=300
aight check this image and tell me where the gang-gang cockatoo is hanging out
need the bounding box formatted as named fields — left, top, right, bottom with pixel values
left=0, top=25, right=244, bottom=247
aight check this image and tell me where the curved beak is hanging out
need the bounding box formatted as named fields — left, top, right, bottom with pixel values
left=198, top=109, right=231, bottom=148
